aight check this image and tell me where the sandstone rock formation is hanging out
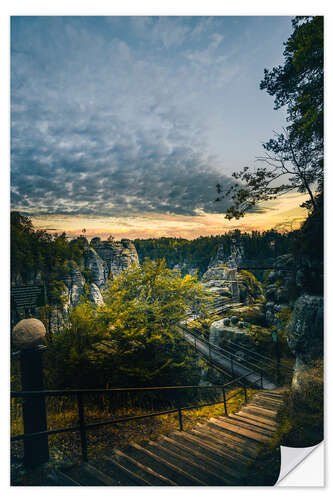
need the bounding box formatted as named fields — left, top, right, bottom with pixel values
left=63, top=261, right=86, bottom=309
left=92, top=238, right=139, bottom=276
left=88, top=283, right=104, bottom=307
left=286, top=294, right=323, bottom=365
left=11, top=237, right=139, bottom=333
left=84, top=247, right=109, bottom=288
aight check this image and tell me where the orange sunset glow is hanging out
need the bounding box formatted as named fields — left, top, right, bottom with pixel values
left=30, top=192, right=308, bottom=241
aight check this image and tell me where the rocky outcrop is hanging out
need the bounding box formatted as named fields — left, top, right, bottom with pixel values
left=286, top=294, right=323, bottom=365
left=264, top=254, right=296, bottom=326
left=11, top=237, right=139, bottom=332
left=92, top=238, right=139, bottom=276
left=209, top=239, right=245, bottom=269
left=202, top=265, right=239, bottom=302
left=63, top=261, right=86, bottom=309
left=84, top=247, right=109, bottom=288
left=88, top=283, right=104, bottom=306
left=172, top=263, right=197, bottom=276
left=209, top=318, right=257, bottom=350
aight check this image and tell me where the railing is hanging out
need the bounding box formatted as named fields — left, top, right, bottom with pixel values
left=11, top=371, right=263, bottom=464
left=178, top=323, right=293, bottom=386
left=179, top=324, right=267, bottom=381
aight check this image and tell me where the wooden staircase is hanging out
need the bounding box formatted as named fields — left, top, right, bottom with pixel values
left=55, top=388, right=286, bottom=486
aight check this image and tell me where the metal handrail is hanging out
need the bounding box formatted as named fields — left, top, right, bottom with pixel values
left=189, top=328, right=285, bottom=374
left=11, top=370, right=262, bottom=462
left=180, top=323, right=292, bottom=375
left=180, top=325, right=270, bottom=375
left=219, top=337, right=294, bottom=371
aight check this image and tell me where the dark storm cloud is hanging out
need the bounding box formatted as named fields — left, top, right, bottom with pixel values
left=11, top=16, right=289, bottom=217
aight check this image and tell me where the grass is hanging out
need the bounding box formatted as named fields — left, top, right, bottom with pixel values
left=11, top=387, right=258, bottom=464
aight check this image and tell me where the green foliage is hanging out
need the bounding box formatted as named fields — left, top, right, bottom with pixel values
left=293, top=192, right=323, bottom=265
left=261, top=16, right=323, bottom=150
left=275, top=306, right=292, bottom=331
left=82, top=269, right=94, bottom=283
left=44, top=260, right=207, bottom=389
left=134, top=236, right=219, bottom=276
left=11, top=212, right=86, bottom=280
left=135, top=230, right=295, bottom=276
left=238, top=270, right=264, bottom=304
left=44, top=302, right=103, bottom=388
left=279, top=360, right=323, bottom=447
left=48, top=280, right=67, bottom=306
left=227, top=304, right=266, bottom=327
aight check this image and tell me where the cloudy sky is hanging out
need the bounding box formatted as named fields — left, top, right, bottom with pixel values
left=11, top=16, right=307, bottom=239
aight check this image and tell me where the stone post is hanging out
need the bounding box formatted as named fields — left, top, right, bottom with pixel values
left=12, top=318, right=49, bottom=468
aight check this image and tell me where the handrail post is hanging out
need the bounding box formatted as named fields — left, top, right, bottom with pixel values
left=12, top=319, right=50, bottom=469
left=231, top=356, right=234, bottom=377
left=243, top=383, right=248, bottom=404
left=178, top=407, right=183, bottom=431
left=77, top=393, right=88, bottom=461
left=222, top=387, right=228, bottom=417
left=260, top=370, right=263, bottom=389
left=20, top=346, right=50, bottom=468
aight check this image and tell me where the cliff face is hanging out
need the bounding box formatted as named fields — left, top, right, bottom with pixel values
left=209, top=240, right=245, bottom=269
left=91, top=238, right=139, bottom=276
left=12, top=237, right=139, bottom=332
left=84, top=247, right=109, bottom=288
left=286, top=294, right=323, bottom=365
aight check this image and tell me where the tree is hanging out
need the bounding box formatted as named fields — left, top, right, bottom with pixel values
left=219, top=16, right=323, bottom=220
left=46, top=260, right=209, bottom=389
left=261, top=16, right=323, bottom=149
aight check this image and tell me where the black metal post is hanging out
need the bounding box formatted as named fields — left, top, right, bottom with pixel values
left=260, top=370, right=263, bottom=389
left=275, top=338, right=281, bottom=384
left=178, top=407, right=183, bottom=431
left=243, top=383, right=248, bottom=403
left=77, top=393, right=88, bottom=461
left=222, top=387, right=228, bottom=417
left=20, top=346, right=49, bottom=468
left=231, top=356, right=235, bottom=377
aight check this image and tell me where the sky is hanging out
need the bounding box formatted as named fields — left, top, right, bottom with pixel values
left=10, top=15, right=308, bottom=239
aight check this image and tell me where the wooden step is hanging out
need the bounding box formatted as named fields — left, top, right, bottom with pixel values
left=99, top=454, right=151, bottom=485
left=145, top=439, right=227, bottom=486
left=242, top=405, right=278, bottom=421
left=230, top=413, right=277, bottom=433
left=170, top=429, right=255, bottom=468
left=113, top=449, right=176, bottom=486
left=227, top=414, right=275, bottom=437
left=49, top=469, right=81, bottom=486
left=243, top=404, right=278, bottom=416
left=256, top=391, right=285, bottom=398
left=202, top=421, right=259, bottom=458
left=237, top=410, right=278, bottom=428
left=160, top=433, right=243, bottom=484
left=156, top=434, right=236, bottom=485
left=62, top=463, right=118, bottom=486
left=49, top=387, right=286, bottom=487
left=253, top=394, right=284, bottom=404
left=192, top=425, right=255, bottom=464
left=128, top=441, right=205, bottom=486
left=212, top=416, right=271, bottom=443
left=189, top=423, right=257, bottom=465
left=251, top=397, right=283, bottom=409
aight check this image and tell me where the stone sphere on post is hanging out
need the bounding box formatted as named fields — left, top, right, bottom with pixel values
left=12, top=318, right=46, bottom=351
